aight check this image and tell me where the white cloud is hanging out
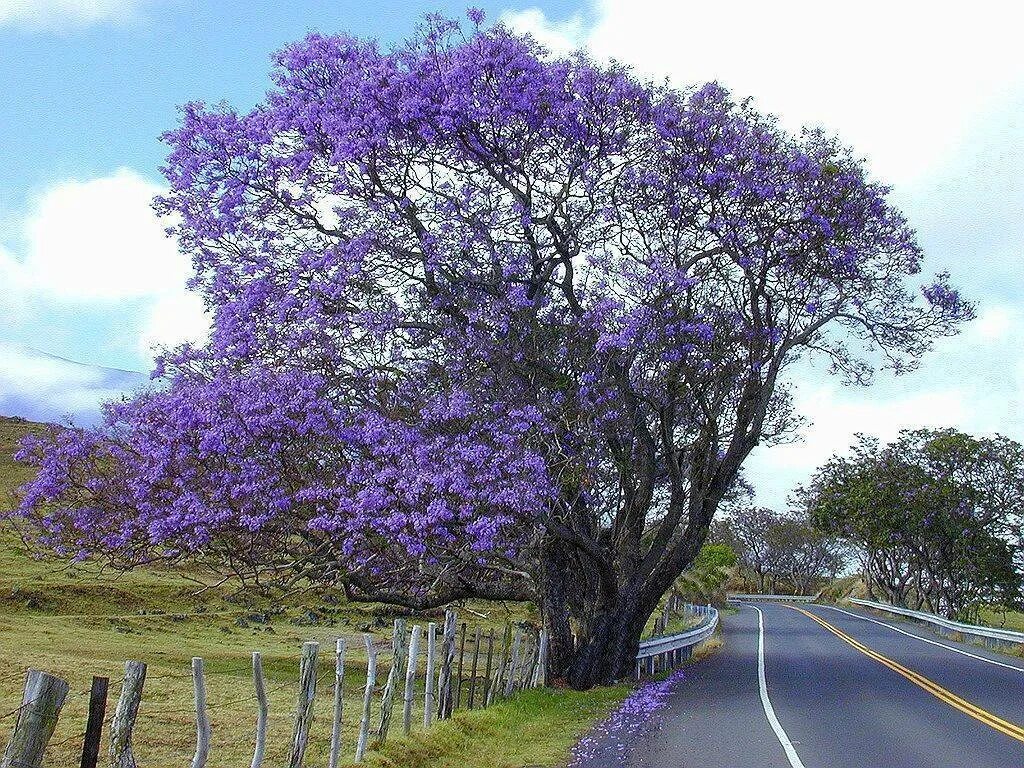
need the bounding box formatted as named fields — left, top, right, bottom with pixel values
left=502, top=7, right=586, bottom=56
left=745, top=381, right=970, bottom=507
left=137, top=291, right=209, bottom=362
left=0, top=0, right=150, bottom=30
left=503, top=1, right=1024, bottom=185
left=20, top=169, right=187, bottom=302
left=0, top=168, right=209, bottom=367
left=968, top=304, right=1019, bottom=342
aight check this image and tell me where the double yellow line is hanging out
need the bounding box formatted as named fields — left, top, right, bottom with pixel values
left=789, top=606, right=1024, bottom=744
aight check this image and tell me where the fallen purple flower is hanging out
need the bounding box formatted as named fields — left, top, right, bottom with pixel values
left=569, top=670, right=686, bottom=765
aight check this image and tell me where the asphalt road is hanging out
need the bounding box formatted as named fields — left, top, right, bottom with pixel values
left=581, top=602, right=1024, bottom=767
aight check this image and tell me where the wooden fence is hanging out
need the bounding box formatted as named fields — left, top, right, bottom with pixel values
left=0, top=610, right=548, bottom=768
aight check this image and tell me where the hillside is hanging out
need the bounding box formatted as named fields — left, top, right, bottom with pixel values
left=0, top=414, right=47, bottom=504
left=0, top=415, right=625, bottom=768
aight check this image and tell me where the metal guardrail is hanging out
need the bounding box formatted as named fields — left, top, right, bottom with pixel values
left=635, top=603, right=718, bottom=677
left=726, top=592, right=820, bottom=603
left=849, top=598, right=1024, bottom=647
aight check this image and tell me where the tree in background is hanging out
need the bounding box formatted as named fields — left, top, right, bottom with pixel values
left=726, top=506, right=780, bottom=592
left=803, top=429, right=1023, bottom=620
left=9, top=12, right=969, bottom=687
left=721, top=507, right=844, bottom=595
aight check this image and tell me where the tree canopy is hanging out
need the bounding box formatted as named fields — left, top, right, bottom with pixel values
left=803, top=429, right=1022, bottom=619
left=10, top=12, right=969, bottom=687
left=717, top=507, right=846, bottom=595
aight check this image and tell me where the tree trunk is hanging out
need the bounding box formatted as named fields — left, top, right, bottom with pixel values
left=560, top=588, right=653, bottom=689
left=539, top=536, right=578, bottom=679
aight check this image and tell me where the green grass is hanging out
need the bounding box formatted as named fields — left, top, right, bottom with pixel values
left=977, top=607, right=1024, bottom=633
left=0, top=415, right=627, bottom=767
left=362, top=686, right=630, bottom=768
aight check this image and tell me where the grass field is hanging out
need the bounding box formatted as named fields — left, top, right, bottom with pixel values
left=0, top=416, right=630, bottom=767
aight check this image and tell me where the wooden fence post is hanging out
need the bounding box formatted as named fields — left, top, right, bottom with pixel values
left=437, top=611, right=457, bottom=719
left=355, top=635, right=377, bottom=763
left=328, top=639, right=346, bottom=768
left=531, top=631, right=548, bottom=688
left=454, top=622, right=467, bottom=710
left=251, top=652, right=268, bottom=768
left=109, top=660, right=146, bottom=768
left=402, top=625, right=422, bottom=735
left=287, top=641, right=319, bottom=768
left=377, top=619, right=408, bottom=741
left=1, top=669, right=69, bottom=768
left=520, top=634, right=536, bottom=696
left=487, top=623, right=511, bottom=706
left=481, top=629, right=495, bottom=707
left=191, top=657, right=211, bottom=768
left=467, top=627, right=482, bottom=709
left=423, top=622, right=437, bottom=727
left=79, top=676, right=108, bottom=768
left=503, top=629, right=523, bottom=698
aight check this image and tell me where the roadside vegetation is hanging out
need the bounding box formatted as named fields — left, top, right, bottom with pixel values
left=803, top=428, right=1023, bottom=623
left=712, top=508, right=846, bottom=598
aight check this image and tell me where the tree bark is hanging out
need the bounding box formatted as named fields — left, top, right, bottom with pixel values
left=560, top=588, right=653, bottom=689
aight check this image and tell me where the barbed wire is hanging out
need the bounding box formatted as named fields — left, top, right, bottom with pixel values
left=43, top=727, right=87, bottom=751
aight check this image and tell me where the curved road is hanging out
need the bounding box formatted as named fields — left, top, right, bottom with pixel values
left=583, top=602, right=1024, bottom=767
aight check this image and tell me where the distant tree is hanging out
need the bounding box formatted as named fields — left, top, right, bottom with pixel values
left=804, top=429, right=1023, bottom=619
left=9, top=13, right=969, bottom=687
left=694, top=543, right=739, bottom=571
left=729, top=507, right=782, bottom=592
left=773, top=517, right=846, bottom=595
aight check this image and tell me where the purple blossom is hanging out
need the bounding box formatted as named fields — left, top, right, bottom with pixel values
left=6, top=13, right=971, bottom=672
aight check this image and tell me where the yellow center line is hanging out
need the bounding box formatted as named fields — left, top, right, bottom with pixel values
left=786, top=605, right=1024, bottom=744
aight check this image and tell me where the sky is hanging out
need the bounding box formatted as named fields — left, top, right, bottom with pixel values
left=1, top=0, right=1022, bottom=507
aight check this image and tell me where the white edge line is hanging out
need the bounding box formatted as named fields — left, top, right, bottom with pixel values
left=820, top=605, right=1024, bottom=674
left=752, top=605, right=807, bottom=768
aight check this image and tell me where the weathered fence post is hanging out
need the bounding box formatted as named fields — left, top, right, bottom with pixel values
left=467, top=627, right=481, bottom=709
left=481, top=629, right=495, bottom=707
left=423, top=622, right=437, bottom=727
left=287, top=641, right=319, bottom=768
left=402, top=624, right=422, bottom=735
left=503, top=628, right=523, bottom=698
left=109, top=660, right=146, bottom=768
left=454, top=622, right=467, bottom=710
left=191, top=657, right=211, bottom=768
left=1, top=669, right=69, bottom=768
left=437, top=611, right=457, bottom=719
left=487, top=623, right=511, bottom=706
left=520, top=633, right=538, bottom=691
left=355, top=635, right=377, bottom=763
left=251, top=652, right=268, bottom=768
left=378, top=618, right=408, bottom=741
left=531, top=630, right=547, bottom=688
left=328, top=638, right=346, bottom=768
left=79, top=675, right=108, bottom=768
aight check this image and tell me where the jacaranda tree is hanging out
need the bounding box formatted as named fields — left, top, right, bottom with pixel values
left=11, top=12, right=971, bottom=687
left=804, top=429, right=1022, bottom=620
